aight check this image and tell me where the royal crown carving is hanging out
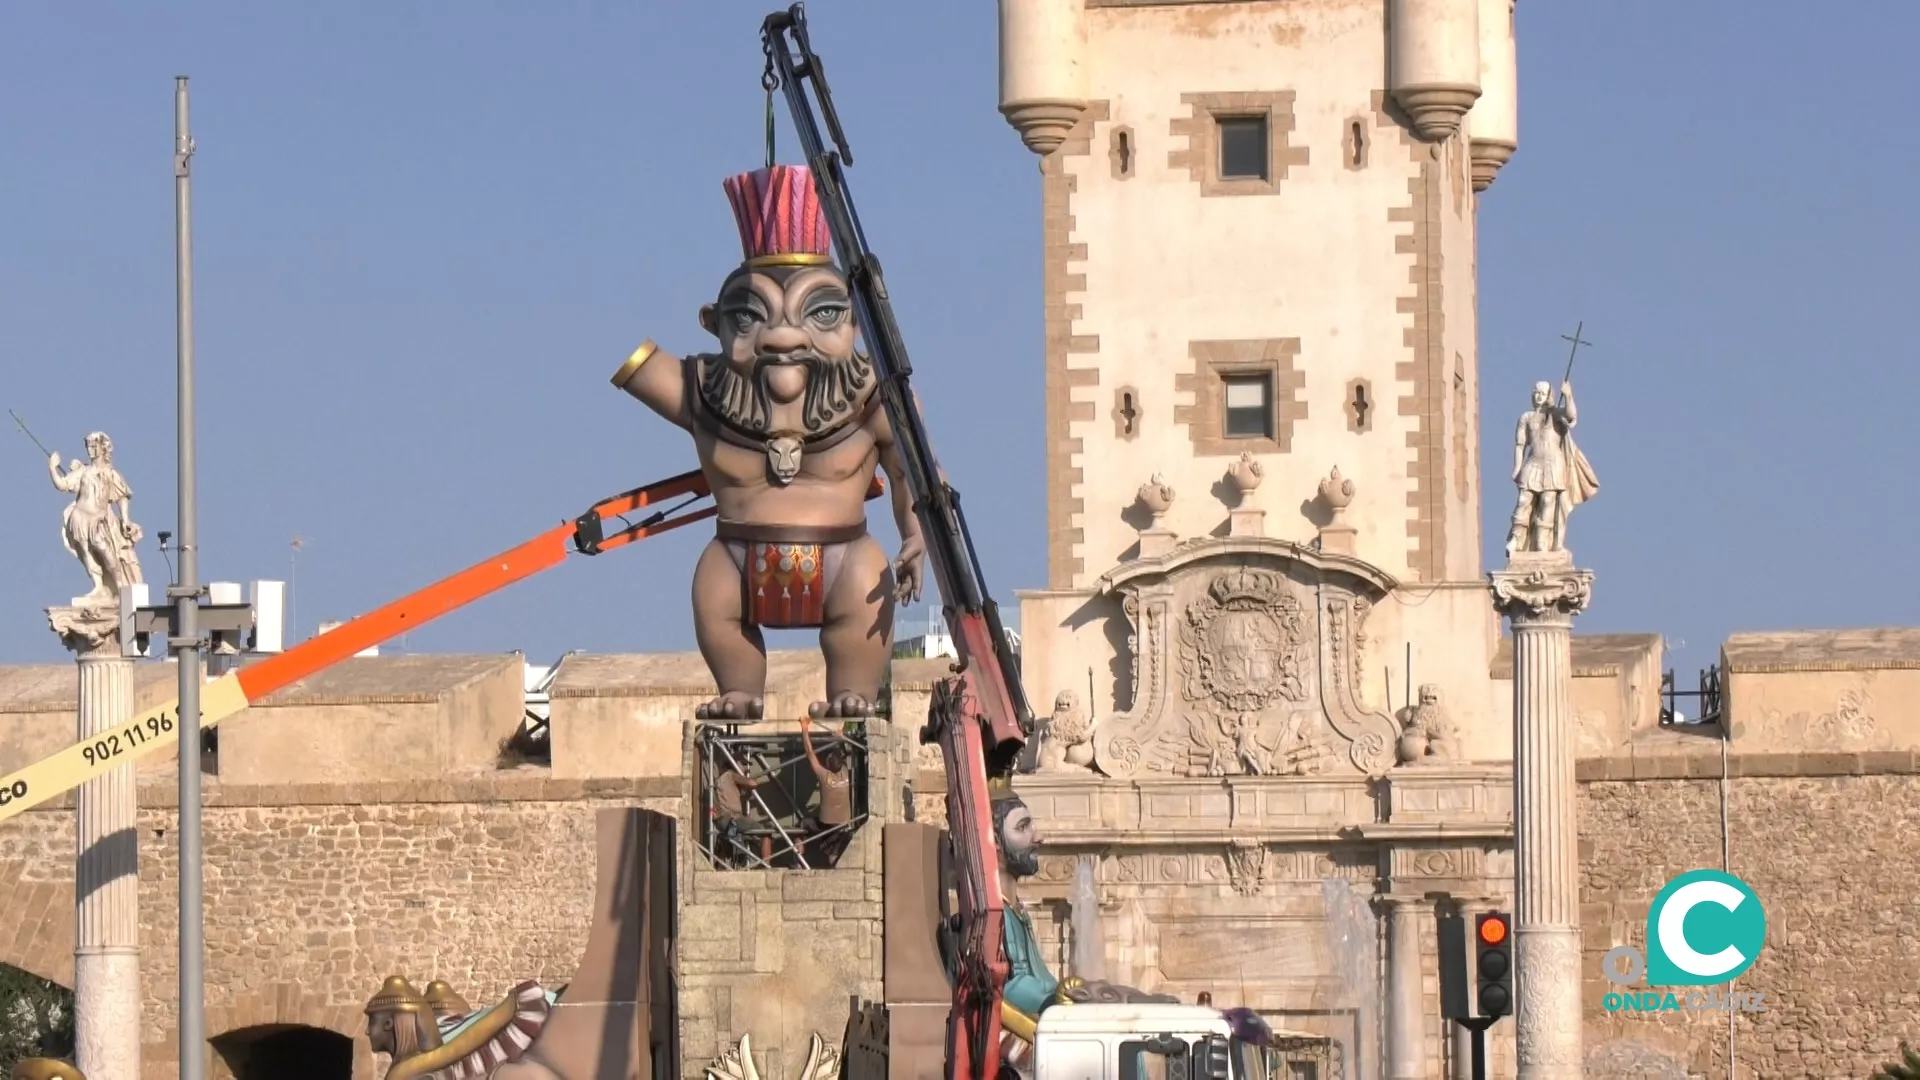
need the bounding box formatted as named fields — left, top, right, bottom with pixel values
left=1090, top=542, right=1401, bottom=779
left=1178, top=567, right=1313, bottom=713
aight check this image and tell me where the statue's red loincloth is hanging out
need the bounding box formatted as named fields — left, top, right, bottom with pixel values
left=718, top=520, right=866, bottom=630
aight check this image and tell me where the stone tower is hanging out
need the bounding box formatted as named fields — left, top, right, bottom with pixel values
left=1003, top=0, right=1523, bottom=743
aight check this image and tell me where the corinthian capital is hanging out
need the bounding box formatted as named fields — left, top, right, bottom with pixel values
left=1488, top=552, right=1594, bottom=622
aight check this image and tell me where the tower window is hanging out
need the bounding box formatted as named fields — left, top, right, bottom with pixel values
left=1346, top=117, right=1370, bottom=170
left=1111, top=126, right=1137, bottom=180
left=1113, top=385, right=1143, bottom=439
left=1346, top=377, right=1374, bottom=433
left=1222, top=374, right=1274, bottom=439
left=1217, top=116, right=1269, bottom=181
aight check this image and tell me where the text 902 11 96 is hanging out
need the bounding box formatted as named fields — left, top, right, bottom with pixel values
left=81, top=711, right=176, bottom=766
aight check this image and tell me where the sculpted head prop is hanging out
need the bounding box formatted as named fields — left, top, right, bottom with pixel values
left=11, top=1061, right=85, bottom=1080
left=695, top=165, right=875, bottom=466
left=364, top=975, right=441, bottom=1061
left=991, top=778, right=1042, bottom=880
left=423, top=979, right=472, bottom=1018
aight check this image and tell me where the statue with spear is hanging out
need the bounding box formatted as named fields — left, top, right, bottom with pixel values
left=1504, top=325, right=1601, bottom=558
left=13, top=410, right=146, bottom=606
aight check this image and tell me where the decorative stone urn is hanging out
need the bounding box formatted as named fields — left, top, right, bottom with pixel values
left=1315, top=467, right=1358, bottom=555
left=1225, top=452, right=1263, bottom=502
left=1136, top=474, right=1175, bottom=524
left=1317, top=466, right=1355, bottom=516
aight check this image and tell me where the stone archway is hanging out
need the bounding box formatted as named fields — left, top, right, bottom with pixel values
left=211, top=1023, right=353, bottom=1080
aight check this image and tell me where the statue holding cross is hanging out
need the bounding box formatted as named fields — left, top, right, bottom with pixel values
left=1504, top=326, right=1601, bottom=558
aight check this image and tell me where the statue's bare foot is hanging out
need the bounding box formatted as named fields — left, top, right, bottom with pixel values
left=696, top=692, right=764, bottom=721
left=808, top=693, right=874, bottom=720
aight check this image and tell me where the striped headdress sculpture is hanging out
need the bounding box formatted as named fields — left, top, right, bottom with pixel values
left=722, top=164, right=833, bottom=269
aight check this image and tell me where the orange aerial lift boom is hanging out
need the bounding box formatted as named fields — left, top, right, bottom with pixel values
left=0, top=468, right=886, bottom=824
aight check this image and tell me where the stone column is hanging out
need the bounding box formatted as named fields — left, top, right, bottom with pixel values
left=1488, top=551, right=1593, bottom=1080
left=48, top=606, right=142, bottom=1080
left=1383, top=894, right=1431, bottom=1080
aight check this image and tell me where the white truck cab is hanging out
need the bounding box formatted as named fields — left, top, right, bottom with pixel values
left=1028, top=1003, right=1329, bottom=1080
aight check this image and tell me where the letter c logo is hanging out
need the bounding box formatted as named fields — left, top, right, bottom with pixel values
left=1657, top=880, right=1747, bottom=978
left=1645, top=870, right=1766, bottom=987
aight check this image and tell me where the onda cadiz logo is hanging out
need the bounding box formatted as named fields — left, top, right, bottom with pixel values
left=1601, top=870, right=1769, bottom=1014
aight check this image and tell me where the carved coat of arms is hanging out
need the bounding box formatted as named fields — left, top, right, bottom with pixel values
left=1178, top=568, right=1313, bottom=712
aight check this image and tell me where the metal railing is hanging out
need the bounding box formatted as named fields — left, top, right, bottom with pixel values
left=1659, top=664, right=1723, bottom=726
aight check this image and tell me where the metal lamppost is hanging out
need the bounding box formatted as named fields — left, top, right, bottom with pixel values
left=172, top=74, right=208, bottom=1080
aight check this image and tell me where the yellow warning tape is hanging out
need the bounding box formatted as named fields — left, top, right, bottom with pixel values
left=0, top=674, right=250, bottom=824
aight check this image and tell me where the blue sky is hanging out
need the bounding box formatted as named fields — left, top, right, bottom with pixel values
left=2, top=2, right=1915, bottom=678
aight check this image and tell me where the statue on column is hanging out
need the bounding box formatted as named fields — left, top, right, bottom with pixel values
left=48, top=432, right=144, bottom=606
left=1505, top=381, right=1599, bottom=557
left=611, top=163, right=925, bottom=722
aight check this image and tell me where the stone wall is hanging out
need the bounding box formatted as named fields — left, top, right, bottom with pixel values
left=0, top=774, right=677, bottom=1080
left=673, top=716, right=909, bottom=1080
left=1578, top=751, right=1920, bottom=1079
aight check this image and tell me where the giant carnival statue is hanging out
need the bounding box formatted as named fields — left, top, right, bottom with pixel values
left=358, top=159, right=922, bottom=1080
left=611, top=161, right=925, bottom=721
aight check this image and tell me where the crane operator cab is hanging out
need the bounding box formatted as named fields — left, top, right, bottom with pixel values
left=1021, top=1002, right=1327, bottom=1080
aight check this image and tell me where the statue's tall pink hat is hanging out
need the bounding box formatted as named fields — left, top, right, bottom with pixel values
left=722, top=164, right=833, bottom=269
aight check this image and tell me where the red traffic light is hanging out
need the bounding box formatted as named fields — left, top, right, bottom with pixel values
left=1478, top=914, right=1509, bottom=946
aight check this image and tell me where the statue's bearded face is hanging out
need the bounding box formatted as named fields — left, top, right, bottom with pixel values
left=994, top=800, right=1042, bottom=879
left=698, top=265, right=873, bottom=435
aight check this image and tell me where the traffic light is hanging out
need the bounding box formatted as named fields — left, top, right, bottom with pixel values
left=1475, top=912, right=1513, bottom=1018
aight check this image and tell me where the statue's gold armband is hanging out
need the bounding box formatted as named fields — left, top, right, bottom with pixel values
left=609, top=340, right=659, bottom=389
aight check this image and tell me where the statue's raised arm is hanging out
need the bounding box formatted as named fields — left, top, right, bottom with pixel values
left=1556, top=380, right=1578, bottom=428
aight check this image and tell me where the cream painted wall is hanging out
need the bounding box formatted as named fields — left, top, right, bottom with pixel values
left=1062, top=2, right=1482, bottom=582
left=1020, top=0, right=1509, bottom=759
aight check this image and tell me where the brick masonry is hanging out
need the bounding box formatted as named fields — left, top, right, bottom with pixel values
left=0, top=778, right=677, bottom=1080
left=1375, top=90, right=1449, bottom=584
left=1173, top=338, right=1310, bottom=457
left=1042, top=101, right=1110, bottom=590
left=1166, top=91, right=1310, bottom=199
